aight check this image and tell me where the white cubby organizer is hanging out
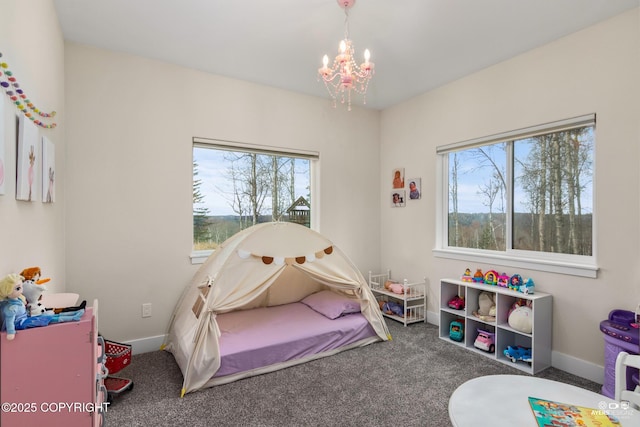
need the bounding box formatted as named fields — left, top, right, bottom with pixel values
left=439, top=278, right=552, bottom=374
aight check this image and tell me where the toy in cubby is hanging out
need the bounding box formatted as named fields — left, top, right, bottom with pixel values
left=449, top=319, right=464, bottom=342
left=508, top=299, right=533, bottom=333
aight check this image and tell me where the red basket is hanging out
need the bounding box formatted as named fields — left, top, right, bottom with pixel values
left=104, top=340, right=132, bottom=375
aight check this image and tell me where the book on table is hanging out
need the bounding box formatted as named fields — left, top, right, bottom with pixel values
left=528, top=396, right=623, bottom=427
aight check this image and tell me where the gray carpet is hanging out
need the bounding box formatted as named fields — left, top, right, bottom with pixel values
left=104, top=321, right=600, bottom=426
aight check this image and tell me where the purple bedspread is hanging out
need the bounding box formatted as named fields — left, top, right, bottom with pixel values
left=215, top=302, right=376, bottom=377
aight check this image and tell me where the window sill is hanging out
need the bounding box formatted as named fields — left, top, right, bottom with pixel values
left=190, top=250, right=213, bottom=265
left=432, top=248, right=598, bottom=278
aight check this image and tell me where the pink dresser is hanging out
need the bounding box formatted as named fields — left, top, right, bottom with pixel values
left=0, top=300, right=106, bottom=426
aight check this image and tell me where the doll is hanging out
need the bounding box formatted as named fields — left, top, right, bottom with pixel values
left=0, top=274, right=84, bottom=341
left=384, top=280, right=405, bottom=295
left=378, top=300, right=404, bottom=317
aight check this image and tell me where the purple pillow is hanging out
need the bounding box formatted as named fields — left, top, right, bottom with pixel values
left=300, top=290, right=361, bottom=319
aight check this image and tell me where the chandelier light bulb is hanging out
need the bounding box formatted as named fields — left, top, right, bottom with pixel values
left=364, top=49, right=370, bottom=63
left=322, top=55, right=329, bottom=67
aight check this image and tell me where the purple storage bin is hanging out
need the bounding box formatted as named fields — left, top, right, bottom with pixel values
left=600, top=315, right=639, bottom=398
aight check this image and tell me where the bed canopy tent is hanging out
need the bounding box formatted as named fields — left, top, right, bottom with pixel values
left=163, top=222, right=390, bottom=396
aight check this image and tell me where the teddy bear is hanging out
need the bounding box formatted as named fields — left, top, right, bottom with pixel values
left=472, top=291, right=496, bottom=322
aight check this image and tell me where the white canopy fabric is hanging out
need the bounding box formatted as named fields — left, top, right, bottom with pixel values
left=163, top=222, right=390, bottom=396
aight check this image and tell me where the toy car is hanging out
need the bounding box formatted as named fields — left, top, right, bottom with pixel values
left=449, top=320, right=464, bottom=342
left=448, top=295, right=465, bottom=310
left=503, top=345, right=532, bottom=363
left=474, top=329, right=495, bottom=353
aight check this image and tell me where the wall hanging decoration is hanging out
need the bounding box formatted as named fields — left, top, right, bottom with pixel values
left=0, top=96, right=5, bottom=195
left=41, top=136, right=55, bottom=203
left=391, top=190, right=405, bottom=207
left=0, top=52, right=57, bottom=129
left=16, top=114, right=39, bottom=201
left=408, top=178, right=421, bottom=200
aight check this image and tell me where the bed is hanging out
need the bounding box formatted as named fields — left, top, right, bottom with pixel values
left=163, top=222, right=390, bottom=395
left=207, top=291, right=380, bottom=386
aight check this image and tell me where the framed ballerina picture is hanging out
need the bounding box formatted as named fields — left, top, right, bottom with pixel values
left=16, top=114, right=39, bottom=201
left=42, top=136, right=55, bottom=203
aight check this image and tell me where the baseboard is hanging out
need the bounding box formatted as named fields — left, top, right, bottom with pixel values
left=427, top=310, right=604, bottom=385
left=123, top=334, right=167, bottom=355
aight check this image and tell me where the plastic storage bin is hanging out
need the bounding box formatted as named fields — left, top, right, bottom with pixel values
left=600, top=310, right=639, bottom=398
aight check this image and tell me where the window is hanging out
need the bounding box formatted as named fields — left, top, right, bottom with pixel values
left=436, top=115, right=596, bottom=277
left=192, top=138, right=316, bottom=259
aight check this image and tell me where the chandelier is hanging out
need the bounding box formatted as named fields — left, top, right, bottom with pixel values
left=318, top=0, right=374, bottom=111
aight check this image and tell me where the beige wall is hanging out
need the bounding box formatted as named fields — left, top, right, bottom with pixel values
left=0, top=1, right=66, bottom=290
left=380, top=8, right=640, bottom=377
left=63, top=44, right=381, bottom=342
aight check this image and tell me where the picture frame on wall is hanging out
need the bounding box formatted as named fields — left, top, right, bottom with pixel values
left=16, top=114, right=39, bottom=202
left=392, top=168, right=404, bottom=189
left=408, top=178, right=421, bottom=200
left=391, top=190, right=406, bottom=207
left=42, top=136, right=55, bottom=203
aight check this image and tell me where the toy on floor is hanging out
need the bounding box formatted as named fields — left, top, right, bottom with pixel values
left=472, top=291, right=496, bottom=322
left=449, top=320, right=464, bottom=341
left=379, top=300, right=404, bottom=317
left=0, top=274, right=85, bottom=341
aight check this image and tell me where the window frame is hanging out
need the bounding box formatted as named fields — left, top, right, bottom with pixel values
left=190, top=137, right=319, bottom=265
left=434, top=114, right=598, bottom=278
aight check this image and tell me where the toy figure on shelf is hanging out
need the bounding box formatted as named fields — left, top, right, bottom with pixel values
left=520, top=278, right=535, bottom=295
left=497, top=273, right=509, bottom=288
left=484, top=270, right=498, bottom=286
left=0, top=274, right=85, bottom=341
left=461, top=268, right=473, bottom=282
left=508, top=274, right=523, bottom=291
left=473, top=269, right=484, bottom=283
left=21, top=267, right=51, bottom=316
left=378, top=300, right=404, bottom=317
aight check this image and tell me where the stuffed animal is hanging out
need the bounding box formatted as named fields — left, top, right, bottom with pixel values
left=508, top=299, right=533, bottom=333
left=472, top=291, right=496, bottom=322
left=20, top=267, right=52, bottom=316
left=0, top=273, right=85, bottom=341
left=20, top=267, right=50, bottom=285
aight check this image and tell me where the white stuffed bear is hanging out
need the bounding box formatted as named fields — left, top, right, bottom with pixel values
left=22, top=280, right=50, bottom=316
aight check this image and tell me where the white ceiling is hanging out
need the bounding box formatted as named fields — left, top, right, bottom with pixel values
left=53, top=0, right=639, bottom=110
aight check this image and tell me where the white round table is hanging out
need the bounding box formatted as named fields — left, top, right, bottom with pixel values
left=449, top=375, right=640, bottom=426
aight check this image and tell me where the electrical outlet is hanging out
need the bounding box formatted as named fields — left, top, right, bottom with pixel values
left=142, top=303, right=152, bottom=318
